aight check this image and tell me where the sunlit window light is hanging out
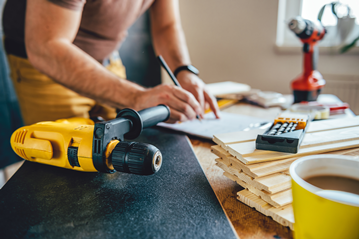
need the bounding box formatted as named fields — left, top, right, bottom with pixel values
left=301, top=0, right=359, bottom=26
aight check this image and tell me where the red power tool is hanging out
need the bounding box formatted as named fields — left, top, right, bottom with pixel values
left=288, top=16, right=326, bottom=103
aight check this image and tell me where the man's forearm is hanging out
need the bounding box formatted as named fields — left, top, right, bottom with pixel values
left=27, top=40, right=145, bottom=110
left=150, top=0, right=220, bottom=118
left=151, top=23, right=191, bottom=72
left=150, top=0, right=192, bottom=73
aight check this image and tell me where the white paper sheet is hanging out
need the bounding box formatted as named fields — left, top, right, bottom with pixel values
left=206, top=81, right=251, bottom=96
left=157, top=112, right=267, bottom=139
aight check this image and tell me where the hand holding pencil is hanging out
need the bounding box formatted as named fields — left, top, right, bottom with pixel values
left=157, top=55, right=220, bottom=122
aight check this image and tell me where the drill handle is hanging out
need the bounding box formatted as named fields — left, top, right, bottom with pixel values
left=116, top=105, right=170, bottom=140
left=303, top=44, right=318, bottom=73
left=139, top=104, right=170, bottom=129
left=312, top=45, right=318, bottom=71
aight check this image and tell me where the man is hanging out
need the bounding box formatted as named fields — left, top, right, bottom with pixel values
left=2, top=0, right=219, bottom=125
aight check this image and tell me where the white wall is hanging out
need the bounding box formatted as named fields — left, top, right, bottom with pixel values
left=179, top=0, right=359, bottom=94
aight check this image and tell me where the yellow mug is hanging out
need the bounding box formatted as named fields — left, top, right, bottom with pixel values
left=290, top=155, right=359, bottom=239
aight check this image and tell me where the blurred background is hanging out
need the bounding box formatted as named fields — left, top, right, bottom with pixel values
left=178, top=0, right=359, bottom=112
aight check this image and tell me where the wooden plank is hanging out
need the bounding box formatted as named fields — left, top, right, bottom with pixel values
left=213, top=128, right=266, bottom=148
left=223, top=171, right=292, bottom=207
left=216, top=158, right=251, bottom=180
left=254, top=173, right=291, bottom=194
left=213, top=116, right=359, bottom=147
left=211, top=145, right=232, bottom=165
left=216, top=158, right=291, bottom=194
left=243, top=158, right=297, bottom=178
left=212, top=145, right=288, bottom=179
left=213, top=144, right=359, bottom=180
left=228, top=126, right=359, bottom=159
left=213, top=147, right=296, bottom=179
left=227, top=154, right=295, bottom=179
left=237, top=190, right=294, bottom=230
left=338, top=147, right=359, bottom=157
left=223, top=148, right=359, bottom=178
left=212, top=145, right=268, bottom=178
left=230, top=139, right=359, bottom=164
left=211, top=145, right=231, bottom=158
left=226, top=155, right=258, bottom=178
left=223, top=171, right=292, bottom=208
left=308, top=116, right=359, bottom=133
left=301, top=126, right=359, bottom=148
left=217, top=158, right=291, bottom=205
left=242, top=139, right=359, bottom=164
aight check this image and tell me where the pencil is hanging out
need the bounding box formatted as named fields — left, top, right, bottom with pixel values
left=157, top=55, right=201, bottom=122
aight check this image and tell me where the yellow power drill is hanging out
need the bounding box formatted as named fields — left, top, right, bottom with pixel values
left=10, top=105, right=170, bottom=175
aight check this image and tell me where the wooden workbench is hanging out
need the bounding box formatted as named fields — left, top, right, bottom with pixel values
left=190, top=101, right=356, bottom=239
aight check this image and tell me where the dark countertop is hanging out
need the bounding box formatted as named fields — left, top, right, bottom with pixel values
left=0, top=127, right=236, bottom=239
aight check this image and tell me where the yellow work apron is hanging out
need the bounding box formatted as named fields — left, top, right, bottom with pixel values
left=7, top=52, right=126, bottom=125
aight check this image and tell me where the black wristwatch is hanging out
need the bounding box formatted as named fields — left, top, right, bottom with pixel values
left=173, top=65, right=199, bottom=78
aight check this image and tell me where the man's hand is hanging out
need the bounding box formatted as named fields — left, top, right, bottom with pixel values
left=136, top=84, right=203, bottom=123
left=177, top=71, right=220, bottom=119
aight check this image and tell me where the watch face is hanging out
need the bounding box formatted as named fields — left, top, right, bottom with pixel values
left=188, top=65, right=199, bottom=75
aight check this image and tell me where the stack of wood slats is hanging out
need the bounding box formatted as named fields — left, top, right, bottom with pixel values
left=211, top=116, right=359, bottom=230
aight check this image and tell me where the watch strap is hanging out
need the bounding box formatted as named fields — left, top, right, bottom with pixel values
left=173, top=65, right=199, bottom=78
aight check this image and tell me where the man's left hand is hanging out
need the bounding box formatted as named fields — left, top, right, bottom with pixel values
left=176, top=71, right=220, bottom=119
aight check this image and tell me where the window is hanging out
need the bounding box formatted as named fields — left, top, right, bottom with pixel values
left=276, top=0, right=359, bottom=50
left=302, top=0, right=359, bottom=26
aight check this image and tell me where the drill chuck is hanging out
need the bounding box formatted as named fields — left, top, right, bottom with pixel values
left=288, top=16, right=325, bottom=40
left=110, top=141, right=162, bottom=175
left=289, top=16, right=306, bottom=34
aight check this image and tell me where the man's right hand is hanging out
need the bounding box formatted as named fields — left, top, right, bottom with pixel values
left=135, top=84, right=203, bottom=123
